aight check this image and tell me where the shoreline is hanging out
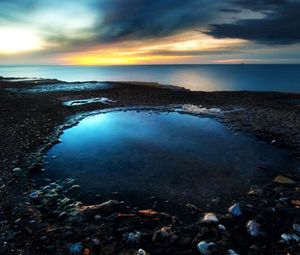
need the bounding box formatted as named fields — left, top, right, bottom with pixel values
left=0, top=77, right=299, bottom=254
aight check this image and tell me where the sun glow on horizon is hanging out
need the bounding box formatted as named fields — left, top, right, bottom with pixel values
left=0, top=28, right=43, bottom=54
left=61, top=32, right=247, bottom=65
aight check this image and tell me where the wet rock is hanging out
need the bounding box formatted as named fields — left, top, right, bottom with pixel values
left=68, top=242, right=83, bottom=254
left=227, top=249, right=239, bottom=255
left=228, top=203, right=242, bottom=216
left=281, top=233, right=300, bottom=243
left=293, top=224, right=300, bottom=233
left=12, top=167, right=25, bottom=177
left=29, top=191, right=39, bottom=200
left=29, top=162, right=42, bottom=172
left=94, top=214, right=101, bottom=221
left=197, top=241, right=215, bottom=255
left=186, top=203, right=202, bottom=213
left=137, top=248, right=146, bottom=255
left=67, top=184, right=80, bottom=192
left=138, top=209, right=159, bottom=217
left=79, top=200, right=119, bottom=213
left=40, top=236, right=48, bottom=241
left=124, top=231, right=141, bottom=244
left=91, top=238, right=100, bottom=246
left=273, top=175, right=296, bottom=185
left=218, top=224, right=226, bottom=231
left=202, top=213, right=219, bottom=224
left=290, top=200, right=300, bottom=206
left=83, top=248, right=91, bottom=255
left=246, top=220, right=262, bottom=237
left=152, top=226, right=177, bottom=245
left=58, top=212, right=68, bottom=220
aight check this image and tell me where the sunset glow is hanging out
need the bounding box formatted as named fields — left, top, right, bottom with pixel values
left=0, top=28, right=42, bottom=54
left=0, top=0, right=299, bottom=64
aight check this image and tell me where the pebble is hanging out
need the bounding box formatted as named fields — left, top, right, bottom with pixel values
left=137, top=248, right=146, bottom=255
left=293, top=224, right=300, bottom=233
left=228, top=203, right=242, bottom=216
left=92, top=238, right=101, bottom=246
left=152, top=226, right=177, bottom=244
left=80, top=200, right=119, bottom=212
left=68, top=242, right=83, bottom=254
left=202, top=213, right=219, bottom=223
left=197, top=241, right=215, bottom=255
left=68, top=184, right=80, bottom=192
left=281, top=233, right=300, bottom=242
left=124, top=231, right=141, bottom=244
left=12, top=168, right=23, bottom=176
left=40, top=236, right=48, bottom=241
left=218, top=224, right=226, bottom=231
left=227, top=249, right=239, bottom=255
left=29, top=191, right=39, bottom=200
left=246, top=220, right=262, bottom=237
left=290, top=200, right=300, bottom=206
left=94, top=214, right=101, bottom=220
left=273, top=175, right=296, bottom=184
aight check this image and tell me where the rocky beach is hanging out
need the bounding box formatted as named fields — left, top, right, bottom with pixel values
left=0, top=77, right=300, bottom=255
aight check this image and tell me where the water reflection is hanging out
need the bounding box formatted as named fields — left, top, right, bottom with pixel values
left=37, top=111, right=299, bottom=208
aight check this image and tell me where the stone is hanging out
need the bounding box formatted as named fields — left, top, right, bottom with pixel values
left=290, top=200, right=300, bottom=206
left=293, top=224, right=300, bottom=233
left=202, top=213, right=219, bottom=223
left=79, top=200, right=119, bottom=213
left=273, top=175, right=296, bottom=184
left=152, top=226, right=177, bottom=245
left=94, top=214, right=101, bottom=220
left=228, top=203, right=242, bottom=216
left=92, top=238, right=101, bottom=246
left=68, top=242, right=83, bottom=254
left=246, top=220, right=261, bottom=237
left=124, top=231, right=141, bottom=244
left=218, top=224, right=226, bottom=231
left=83, top=248, right=90, bottom=255
left=29, top=191, right=39, bottom=200
left=12, top=168, right=24, bottom=177
left=197, top=241, right=215, bottom=255
left=68, top=185, right=80, bottom=192
left=281, top=233, right=300, bottom=242
left=227, top=249, right=239, bottom=255
left=138, top=209, right=159, bottom=217
left=137, top=249, right=146, bottom=255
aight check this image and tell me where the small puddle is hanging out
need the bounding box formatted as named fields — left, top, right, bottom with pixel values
left=63, top=97, right=117, bottom=106
left=35, top=111, right=299, bottom=212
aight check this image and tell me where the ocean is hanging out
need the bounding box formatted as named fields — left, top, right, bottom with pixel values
left=0, top=64, right=300, bottom=92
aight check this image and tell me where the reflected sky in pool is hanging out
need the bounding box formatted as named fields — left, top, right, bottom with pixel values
left=37, top=111, right=299, bottom=208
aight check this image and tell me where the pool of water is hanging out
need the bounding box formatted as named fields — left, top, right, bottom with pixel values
left=36, top=111, right=299, bottom=210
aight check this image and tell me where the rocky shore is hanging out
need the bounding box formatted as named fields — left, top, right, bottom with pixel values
left=0, top=77, right=299, bottom=254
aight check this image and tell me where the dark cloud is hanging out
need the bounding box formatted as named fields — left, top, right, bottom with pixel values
left=91, top=0, right=223, bottom=42
left=0, top=0, right=299, bottom=55
left=206, top=0, right=300, bottom=45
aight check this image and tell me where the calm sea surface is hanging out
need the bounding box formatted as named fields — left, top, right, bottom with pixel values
left=1, top=64, right=300, bottom=92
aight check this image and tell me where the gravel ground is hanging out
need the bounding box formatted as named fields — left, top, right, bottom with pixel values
left=0, top=77, right=299, bottom=254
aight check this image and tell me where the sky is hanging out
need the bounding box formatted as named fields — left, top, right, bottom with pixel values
left=0, top=0, right=299, bottom=65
